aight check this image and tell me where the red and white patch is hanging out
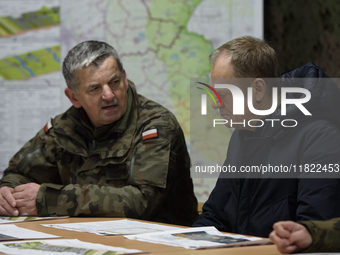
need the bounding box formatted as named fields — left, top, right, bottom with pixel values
left=142, top=128, right=158, bottom=140
left=44, top=119, right=53, bottom=133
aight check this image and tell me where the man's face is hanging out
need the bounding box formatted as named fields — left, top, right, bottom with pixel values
left=211, top=55, right=253, bottom=130
left=68, top=57, right=128, bottom=128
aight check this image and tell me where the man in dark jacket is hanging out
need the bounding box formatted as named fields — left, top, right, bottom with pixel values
left=193, top=36, right=340, bottom=237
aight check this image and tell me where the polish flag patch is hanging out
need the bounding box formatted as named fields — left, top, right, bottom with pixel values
left=44, top=119, right=53, bottom=133
left=142, top=128, right=158, bottom=140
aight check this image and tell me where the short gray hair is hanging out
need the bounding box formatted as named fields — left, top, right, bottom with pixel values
left=62, top=41, right=123, bottom=92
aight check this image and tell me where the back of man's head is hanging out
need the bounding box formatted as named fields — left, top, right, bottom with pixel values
left=62, top=40, right=123, bottom=92
left=210, top=36, right=280, bottom=78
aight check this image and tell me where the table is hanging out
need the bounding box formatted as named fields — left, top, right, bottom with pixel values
left=0, top=217, right=281, bottom=255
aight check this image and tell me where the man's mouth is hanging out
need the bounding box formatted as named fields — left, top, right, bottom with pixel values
left=102, top=105, right=117, bottom=109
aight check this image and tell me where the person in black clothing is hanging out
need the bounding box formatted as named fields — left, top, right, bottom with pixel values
left=193, top=36, right=340, bottom=237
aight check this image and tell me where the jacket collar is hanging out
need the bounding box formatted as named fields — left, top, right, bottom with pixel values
left=245, top=62, right=340, bottom=141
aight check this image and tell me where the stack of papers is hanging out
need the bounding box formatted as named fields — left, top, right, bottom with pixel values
left=42, top=220, right=271, bottom=250
left=0, top=219, right=150, bottom=254
left=0, top=218, right=271, bottom=251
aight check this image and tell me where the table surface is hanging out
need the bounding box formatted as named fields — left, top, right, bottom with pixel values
left=0, top=217, right=281, bottom=255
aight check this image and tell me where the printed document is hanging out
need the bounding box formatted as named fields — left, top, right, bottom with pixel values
left=0, top=215, right=68, bottom=224
left=125, top=226, right=271, bottom=249
left=0, top=239, right=145, bottom=255
left=0, top=225, right=60, bottom=241
left=42, top=219, right=181, bottom=235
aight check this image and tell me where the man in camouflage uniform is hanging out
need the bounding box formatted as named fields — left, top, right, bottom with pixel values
left=270, top=219, right=340, bottom=253
left=0, top=41, right=198, bottom=226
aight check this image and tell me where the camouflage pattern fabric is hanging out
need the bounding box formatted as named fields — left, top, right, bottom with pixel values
left=0, top=81, right=198, bottom=226
left=301, top=217, right=340, bottom=252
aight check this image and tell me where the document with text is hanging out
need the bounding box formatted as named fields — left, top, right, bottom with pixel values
left=0, top=215, right=68, bottom=224
left=42, top=219, right=182, bottom=235
left=0, top=225, right=61, bottom=241
left=0, top=239, right=146, bottom=255
left=125, top=226, right=272, bottom=249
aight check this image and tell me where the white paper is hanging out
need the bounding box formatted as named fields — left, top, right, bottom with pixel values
left=0, top=215, right=68, bottom=224
left=0, top=224, right=60, bottom=240
left=125, top=226, right=266, bottom=249
left=42, top=219, right=181, bottom=235
left=0, top=239, right=144, bottom=255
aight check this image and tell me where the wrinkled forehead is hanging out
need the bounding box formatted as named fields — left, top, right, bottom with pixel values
left=76, top=57, right=121, bottom=83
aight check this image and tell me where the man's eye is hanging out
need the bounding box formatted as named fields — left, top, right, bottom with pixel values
left=109, top=80, right=119, bottom=85
left=90, top=87, right=99, bottom=92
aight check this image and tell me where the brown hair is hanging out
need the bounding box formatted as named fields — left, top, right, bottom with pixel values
left=210, top=36, right=280, bottom=78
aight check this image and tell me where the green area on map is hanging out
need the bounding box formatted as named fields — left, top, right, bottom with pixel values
left=145, top=0, right=213, bottom=133
left=0, top=45, right=60, bottom=80
left=0, top=6, right=59, bottom=37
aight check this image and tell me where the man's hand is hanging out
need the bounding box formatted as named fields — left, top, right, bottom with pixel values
left=269, top=221, right=313, bottom=254
left=13, top=183, right=40, bottom=216
left=0, top=186, right=19, bottom=216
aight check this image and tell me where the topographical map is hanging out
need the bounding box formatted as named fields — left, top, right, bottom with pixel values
left=0, top=0, right=262, bottom=202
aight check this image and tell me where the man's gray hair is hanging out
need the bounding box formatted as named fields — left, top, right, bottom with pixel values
left=62, top=40, right=123, bottom=92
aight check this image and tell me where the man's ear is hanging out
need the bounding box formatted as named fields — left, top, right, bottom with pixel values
left=123, top=70, right=129, bottom=90
left=251, top=78, right=266, bottom=103
left=65, top=88, right=82, bottom=108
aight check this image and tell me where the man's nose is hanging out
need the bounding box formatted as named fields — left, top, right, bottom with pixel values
left=102, top=84, right=114, bottom=101
left=211, top=99, right=223, bottom=109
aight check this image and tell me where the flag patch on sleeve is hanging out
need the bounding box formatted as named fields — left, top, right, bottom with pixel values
left=44, top=119, right=53, bottom=133
left=142, top=128, right=158, bottom=140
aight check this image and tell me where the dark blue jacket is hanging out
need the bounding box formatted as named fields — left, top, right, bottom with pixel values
left=193, top=62, right=340, bottom=237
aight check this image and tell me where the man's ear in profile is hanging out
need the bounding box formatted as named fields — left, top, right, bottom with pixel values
left=65, top=88, right=82, bottom=108
left=123, top=70, right=129, bottom=90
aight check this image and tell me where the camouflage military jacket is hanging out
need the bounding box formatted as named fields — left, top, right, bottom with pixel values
left=0, top=82, right=198, bottom=226
left=300, top=218, right=340, bottom=252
